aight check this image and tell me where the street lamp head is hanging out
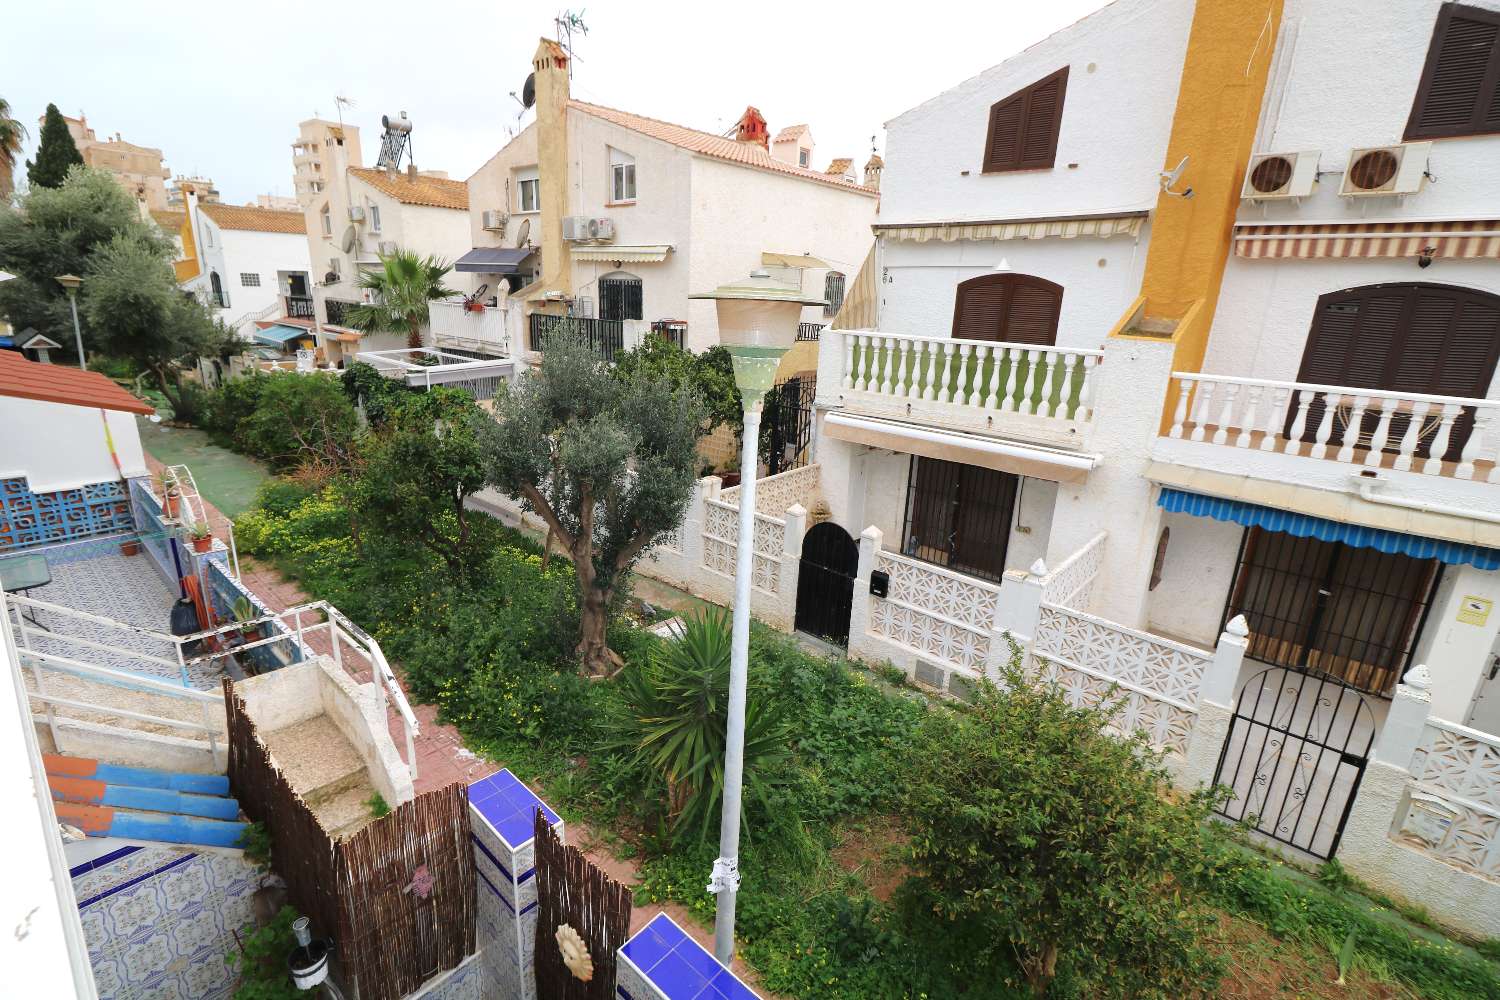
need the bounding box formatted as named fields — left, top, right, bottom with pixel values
left=55, top=273, right=83, bottom=294
left=690, top=269, right=826, bottom=398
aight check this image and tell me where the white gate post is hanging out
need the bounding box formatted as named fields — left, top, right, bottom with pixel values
left=1178, top=615, right=1249, bottom=790
left=990, top=564, right=1045, bottom=679
left=775, top=503, right=808, bottom=631
left=847, top=526, right=883, bottom=661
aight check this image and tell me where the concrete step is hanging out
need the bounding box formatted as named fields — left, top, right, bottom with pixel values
left=47, top=774, right=241, bottom=821
left=57, top=801, right=247, bottom=849
left=261, top=715, right=368, bottom=806
left=44, top=754, right=231, bottom=797
left=320, top=783, right=381, bottom=840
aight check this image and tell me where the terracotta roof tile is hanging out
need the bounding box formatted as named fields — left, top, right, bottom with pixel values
left=825, top=158, right=853, bottom=176
left=0, top=351, right=154, bottom=414
left=567, top=101, right=877, bottom=197
left=200, top=204, right=307, bottom=234
left=773, top=124, right=809, bottom=143
left=348, top=168, right=469, bottom=210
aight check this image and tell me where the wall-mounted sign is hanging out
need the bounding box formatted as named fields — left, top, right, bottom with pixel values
left=1457, top=596, right=1493, bottom=627
left=1402, top=794, right=1458, bottom=846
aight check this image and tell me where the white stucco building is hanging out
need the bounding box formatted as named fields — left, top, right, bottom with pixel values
left=451, top=39, right=879, bottom=360
left=287, top=119, right=472, bottom=364
left=175, top=198, right=312, bottom=342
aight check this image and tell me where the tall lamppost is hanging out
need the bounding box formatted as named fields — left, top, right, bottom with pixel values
left=690, top=270, right=825, bottom=963
left=54, top=274, right=86, bottom=370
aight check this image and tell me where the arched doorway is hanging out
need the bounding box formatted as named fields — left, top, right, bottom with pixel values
left=1292, top=282, right=1500, bottom=462
left=1213, top=667, right=1376, bottom=859
left=795, top=522, right=858, bottom=646
left=209, top=270, right=226, bottom=309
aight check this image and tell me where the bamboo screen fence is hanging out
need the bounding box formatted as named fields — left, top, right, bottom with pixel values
left=533, top=809, right=633, bottom=999
left=224, top=681, right=476, bottom=1000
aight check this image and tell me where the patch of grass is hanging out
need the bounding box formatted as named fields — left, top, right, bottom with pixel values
left=367, top=792, right=390, bottom=819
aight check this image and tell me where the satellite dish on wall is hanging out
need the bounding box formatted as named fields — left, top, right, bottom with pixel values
left=341, top=226, right=357, bottom=254
left=515, top=218, right=531, bottom=248
left=521, top=73, right=536, bottom=110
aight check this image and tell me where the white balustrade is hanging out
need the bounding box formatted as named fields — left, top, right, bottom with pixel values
left=833, top=330, right=1103, bottom=427
left=1166, top=372, right=1499, bottom=482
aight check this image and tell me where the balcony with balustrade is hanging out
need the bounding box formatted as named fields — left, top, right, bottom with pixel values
left=814, top=330, right=1105, bottom=477
left=1153, top=372, right=1500, bottom=519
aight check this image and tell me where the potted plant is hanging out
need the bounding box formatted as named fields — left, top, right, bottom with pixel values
left=719, top=453, right=742, bottom=489
left=156, top=471, right=181, bottom=519
left=119, top=537, right=142, bottom=557
left=232, top=596, right=262, bottom=642
left=188, top=521, right=214, bottom=553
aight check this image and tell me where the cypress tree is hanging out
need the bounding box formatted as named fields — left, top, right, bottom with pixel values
left=26, top=103, right=83, bottom=189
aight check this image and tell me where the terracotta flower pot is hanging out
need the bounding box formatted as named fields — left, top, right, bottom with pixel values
left=719, top=472, right=742, bottom=488
left=192, top=535, right=213, bottom=553
left=163, top=495, right=180, bottom=519
left=120, top=540, right=142, bottom=557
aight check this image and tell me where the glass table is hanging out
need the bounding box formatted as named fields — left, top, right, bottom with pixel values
left=0, top=552, right=53, bottom=632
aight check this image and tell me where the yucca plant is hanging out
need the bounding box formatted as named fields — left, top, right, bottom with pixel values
left=613, top=607, right=790, bottom=846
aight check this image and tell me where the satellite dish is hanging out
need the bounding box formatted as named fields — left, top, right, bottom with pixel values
left=514, top=218, right=531, bottom=248
left=1159, top=155, right=1193, bottom=197
left=521, top=73, right=536, bottom=110
left=341, top=226, right=357, bottom=254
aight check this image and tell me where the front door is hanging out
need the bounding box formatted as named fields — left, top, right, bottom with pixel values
left=795, top=522, right=858, bottom=645
left=902, top=457, right=1018, bottom=584
left=1467, top=635, right=1500, bottom=734
left=287, top=272, right=309, bottom=297
left=1223, top=527, right=1441, bottom=695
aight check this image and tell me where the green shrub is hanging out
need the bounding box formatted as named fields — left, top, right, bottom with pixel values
left=228, top=905, right=303, bottom=999
left=340, top=361, right=411, bottom=427
left=903, top=654, right=1226, bottom=998
left=612, top=608, right=792, bottom=846
left=202, top=371, right=272, bottom=438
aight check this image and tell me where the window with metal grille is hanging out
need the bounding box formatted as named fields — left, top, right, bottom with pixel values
left=1221, top=527, right=1441, bottom=696
left=824, top=271, right=846, bottom=318
left=901, top=456, right=1018, bottom=583
left=982, top=67, right=1069, bottom=173
left=951, top=272, right=1063, bottom=344
left=599, top=274, right=642, bottom=321
left=1406, top=3, right=1500, bottom=140
left=239, top=273, right=261, bottom=287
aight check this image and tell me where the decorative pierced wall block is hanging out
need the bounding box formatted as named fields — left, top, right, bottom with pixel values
left=1033, top=604, right=1211, bottom=706
left=0, top=476, right=133, bottom=552
left=1036, top=660, right=1197, bottom=755
left=1040, top=532, right=1106, bottom=611
left=718, top=464, right=823, bottom=516
left=701, top=500, right=781, bottom=594
left=870, top=598, right=990, bottom=672
left=875, top=552, right=1001, bottom=631
left=1411, top=724, right=1500, bottom=813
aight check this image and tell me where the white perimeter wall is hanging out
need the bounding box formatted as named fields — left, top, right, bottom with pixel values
left=0, top=397, right=146, bottom=492
left=878, top=228, right=1150, bottom=349
left=687, top=157, right=877, bottom=352
left=878, top=0, right=1192, bottom=226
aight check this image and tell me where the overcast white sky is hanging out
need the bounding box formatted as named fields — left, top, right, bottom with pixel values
left=7, top=0, right=1106, bottom=204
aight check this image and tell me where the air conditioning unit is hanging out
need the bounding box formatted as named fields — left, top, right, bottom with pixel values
left=1339, top=142, right=1432, bottom=198
left=377, top=240, right=398, bottom=256
left=347, top=206, right=366, bottom=223
left=481, top=209, right=508, bottom=233
left=1241, top=151, right=1319, bottom=201
left=590, top=217, right=616, bottom=242
left=561, top=215, right=592, bottom=241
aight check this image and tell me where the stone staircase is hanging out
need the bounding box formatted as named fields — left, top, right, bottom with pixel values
left=260, top=714, right=380, bottom=839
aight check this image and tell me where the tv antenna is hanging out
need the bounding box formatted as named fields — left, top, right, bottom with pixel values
left=554, top=9, right=588, bottom=78
left=334, top=94, right=356, bottom=128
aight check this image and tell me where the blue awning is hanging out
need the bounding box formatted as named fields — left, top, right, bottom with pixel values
left=454, top=247, right=535, bottom=274
left=253, top=324, right=309, bottom=348
left=1158, top=487, right=1500, bottom=570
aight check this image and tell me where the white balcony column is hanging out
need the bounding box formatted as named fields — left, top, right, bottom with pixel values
left=1178, top=615, right=1249, bottom=790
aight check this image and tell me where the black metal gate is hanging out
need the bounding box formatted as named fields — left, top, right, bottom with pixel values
left=762, top=376, right=815, bottom=476
left=795, top=522, right=857, bottom=646
left=1213, top=667, right=1375, bottom=859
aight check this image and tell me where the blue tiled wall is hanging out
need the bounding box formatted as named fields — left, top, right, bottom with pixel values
left=0, top=475, right=133, bottom=552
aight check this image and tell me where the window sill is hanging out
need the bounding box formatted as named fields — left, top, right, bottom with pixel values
left=605, top=200, right=636, bottom=208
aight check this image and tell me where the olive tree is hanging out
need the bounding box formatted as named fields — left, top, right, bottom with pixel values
left=903, top=652, right=1226, bottom=998
left=476, top=335, right=704, bottom=675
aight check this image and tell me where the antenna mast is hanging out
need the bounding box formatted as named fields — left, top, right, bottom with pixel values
left=554, top=9, right=589, bottom=78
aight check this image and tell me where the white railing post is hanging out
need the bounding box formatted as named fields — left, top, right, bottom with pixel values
left=848, top=526, right=883, bottom=659
left=1373, top=665, right=1433, bottom=768
left=1200, top=614, right=1248, bottom=708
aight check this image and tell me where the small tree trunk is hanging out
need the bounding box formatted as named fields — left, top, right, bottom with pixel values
left=576, top=587, right=613, bottom=676
left=1023, top=941, right=1059, bottom=998
left=407, top=317, right=423, bottom=349
left=540, top=526, right=554, bottom=572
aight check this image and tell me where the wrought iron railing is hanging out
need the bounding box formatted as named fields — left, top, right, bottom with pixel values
left=797, top=322, right=825, bottom=342
left=324, top=298, right=359, bottom=327
left=284, top=294, right=315, bottom=319
left=529, top=313, right=625, bottom=362
left=650, top=319, right=687, bottom=350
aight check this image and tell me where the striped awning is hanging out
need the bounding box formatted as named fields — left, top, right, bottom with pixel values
left=1158, top=487, right=1500, bottom=570
left=571, top=244, right=672, bottom=263
left=1233, top=219, right=1500, bottom=260
left=876, top=211, right=1146, bottom=244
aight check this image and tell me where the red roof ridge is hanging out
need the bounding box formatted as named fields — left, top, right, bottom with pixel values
left=0, top=351, right=154, bottom=415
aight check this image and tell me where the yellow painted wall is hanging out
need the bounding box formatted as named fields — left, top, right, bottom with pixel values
left=1115, top=0, right=1283, bottom=431
left=173, top=214, right=200, bottom=283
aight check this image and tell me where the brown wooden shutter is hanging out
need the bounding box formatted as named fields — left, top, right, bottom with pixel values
left=951, top=273, right=1063, bottom=345
left=982, top=67, right=1069, bottom=172
left=1405, top=3, right=1500, bottom=140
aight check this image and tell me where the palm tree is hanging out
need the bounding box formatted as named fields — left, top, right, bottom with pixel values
left=345, top=249, right=458, bottom=349
left=0, top=97, right=29, bottom=199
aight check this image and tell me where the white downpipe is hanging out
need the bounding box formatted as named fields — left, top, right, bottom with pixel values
left=713, top=403, right=760, bottom=964
left=1353, top=479, right=1500, bottom=526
